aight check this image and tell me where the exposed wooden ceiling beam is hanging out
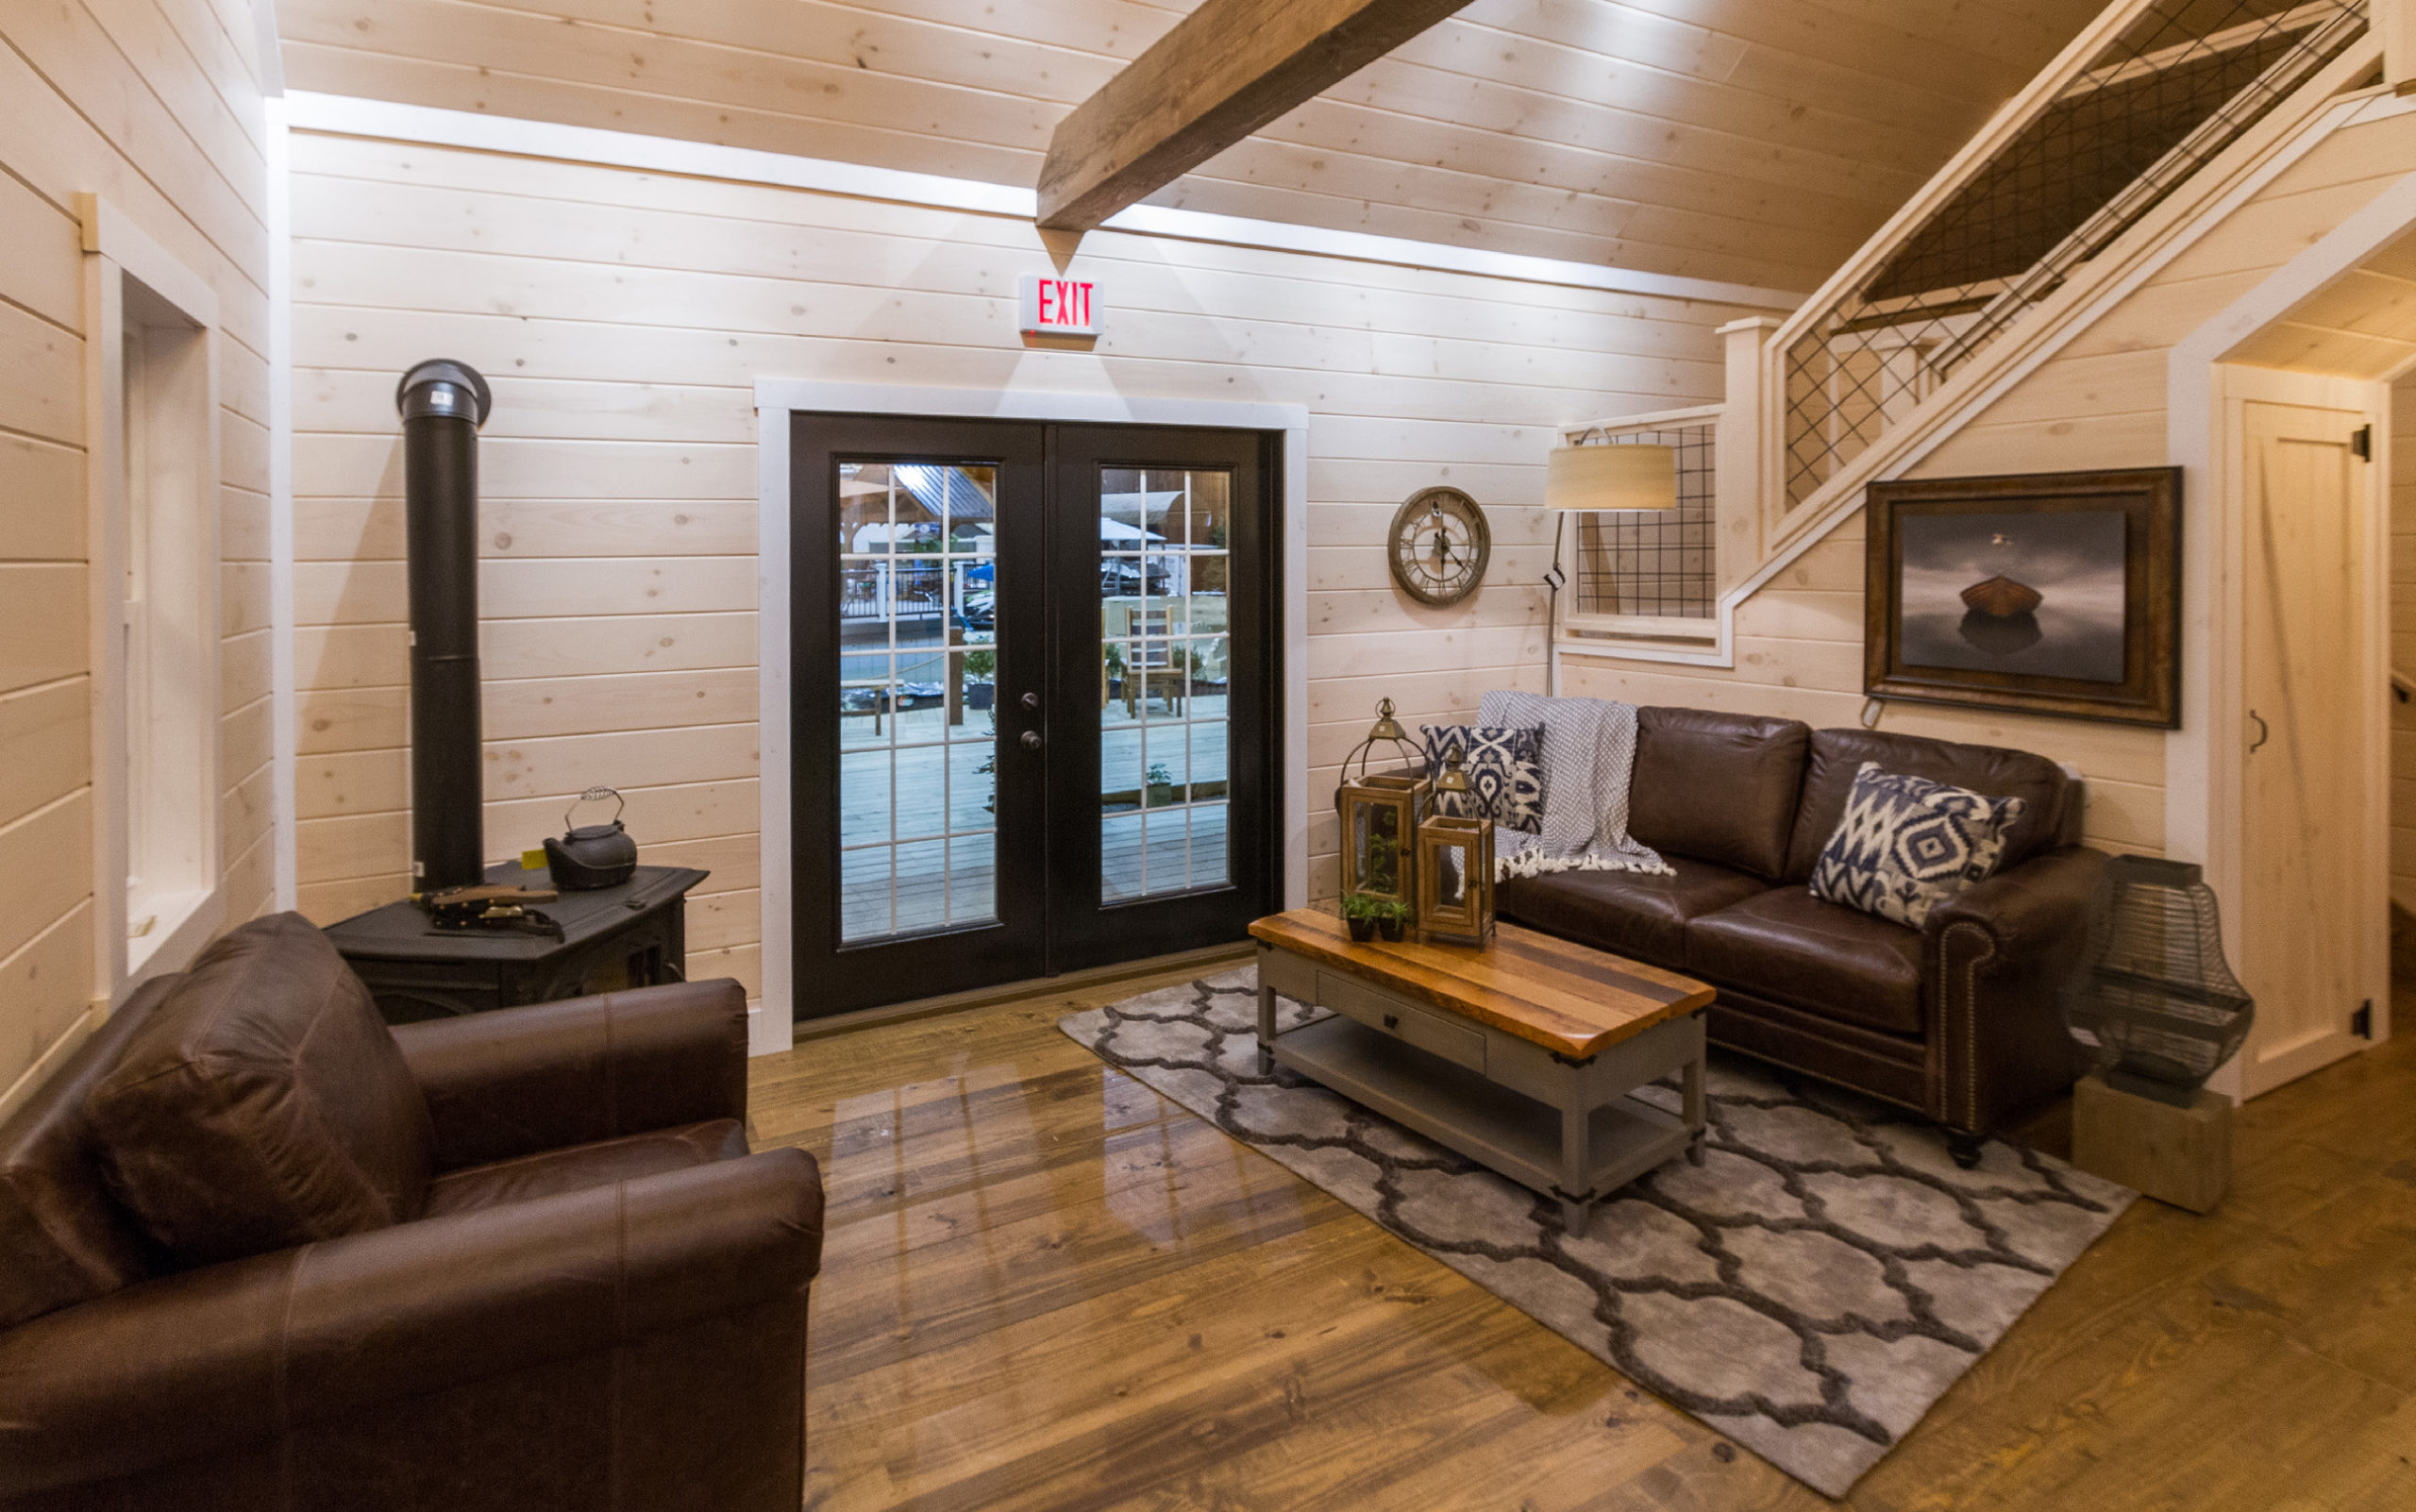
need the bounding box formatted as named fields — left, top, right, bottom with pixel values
left=1035, top=0, right=1474, bottom=232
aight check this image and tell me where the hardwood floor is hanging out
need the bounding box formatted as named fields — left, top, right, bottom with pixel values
left=748, top=971, right=2416, bottom=1510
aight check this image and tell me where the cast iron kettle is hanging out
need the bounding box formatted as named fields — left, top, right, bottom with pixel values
left=545, top=786, right=639, bottom=889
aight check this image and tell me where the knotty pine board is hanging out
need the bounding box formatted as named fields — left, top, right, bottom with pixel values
left=0, top=0, right=276, bottom=1109
left=0, top=682, right=91, bottom=833
left=288, top=128, right=1772, bottom=937
left=276, top=0, right=2104, bottom=290
left=0, top=904, right=94, bottom=1098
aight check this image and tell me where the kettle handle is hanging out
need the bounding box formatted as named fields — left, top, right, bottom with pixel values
left=565, top=785, right=626, bottom=830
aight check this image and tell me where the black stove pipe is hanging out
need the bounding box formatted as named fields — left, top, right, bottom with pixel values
left=395, top=360, right=494, bottom=891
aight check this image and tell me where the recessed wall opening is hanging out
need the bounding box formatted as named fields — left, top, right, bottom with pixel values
left=118, top=277, right=214, bottom=965
left=81, top=198, right=226, bottom=1002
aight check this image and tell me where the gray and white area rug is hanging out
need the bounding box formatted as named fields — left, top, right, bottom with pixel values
left=1059, top=968, right=2134, bottom=1497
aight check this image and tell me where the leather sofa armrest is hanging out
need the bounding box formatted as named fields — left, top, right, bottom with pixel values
left=0, top=1148, right=823, bottom=1501
left=1923, top=845, right=2107, bottom=960
left=1921, top=847, right=2107, bottom=1134
left=393, top=979, right=749, bottom=1169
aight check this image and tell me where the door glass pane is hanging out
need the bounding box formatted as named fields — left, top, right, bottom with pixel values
left=837, top=460, right=1000, bottom=943
left=1099, top=466, right=1233, bottom=900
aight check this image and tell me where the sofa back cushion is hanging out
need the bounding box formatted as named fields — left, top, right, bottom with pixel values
left=1784, top=728, right=2075, bottom=883
left=1630, top=707, right=1811, bottom=880
left=0, top=979, right=176, bottom=1330
left=87, top=913, right=435, bottom=1266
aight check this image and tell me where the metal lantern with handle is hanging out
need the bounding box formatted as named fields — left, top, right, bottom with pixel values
left=1335, top=698, right=1430, bottom=910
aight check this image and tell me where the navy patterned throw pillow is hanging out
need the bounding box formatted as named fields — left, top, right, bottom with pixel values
left=1809, top=762, right=2025, bottom=929
left=1419, top=724, right=1544, bottom=834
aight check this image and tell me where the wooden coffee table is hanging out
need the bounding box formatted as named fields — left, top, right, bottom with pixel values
left=1248, top=910, right=1716, bottom=1236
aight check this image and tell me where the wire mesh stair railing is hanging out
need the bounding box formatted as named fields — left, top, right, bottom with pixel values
left=1777, top=0, right=2373, bottom=517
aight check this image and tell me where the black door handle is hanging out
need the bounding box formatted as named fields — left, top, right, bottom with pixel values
left=2248, top=710, right=2269, bottom=753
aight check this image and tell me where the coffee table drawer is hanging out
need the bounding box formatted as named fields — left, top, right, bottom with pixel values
left=1317, top=971, right=1485, bottom=1073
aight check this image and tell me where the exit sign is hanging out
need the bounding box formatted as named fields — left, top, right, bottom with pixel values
left=1018, top=274, right=1100, bottom=336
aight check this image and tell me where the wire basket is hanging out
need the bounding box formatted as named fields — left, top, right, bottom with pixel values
left=2064, top=854, right=2254, bottom=1106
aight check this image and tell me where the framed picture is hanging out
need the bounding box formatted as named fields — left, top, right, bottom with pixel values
left=1865, top=467, right=2180, bottom=728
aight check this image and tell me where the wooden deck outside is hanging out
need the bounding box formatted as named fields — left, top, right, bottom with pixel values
left=839, top=698, right=1231, bottom=940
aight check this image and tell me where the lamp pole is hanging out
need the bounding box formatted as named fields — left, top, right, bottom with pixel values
left=1543, top=511, right=1568, bottom=697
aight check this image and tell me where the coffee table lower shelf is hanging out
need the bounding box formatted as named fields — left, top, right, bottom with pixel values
left=1268, top=1013, right=1696, bottom=1235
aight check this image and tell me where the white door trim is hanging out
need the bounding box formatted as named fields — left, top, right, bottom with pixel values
left=2167, top=177, right=2416, bottom=1090
left=752, top=379, right=1310, bottom=1054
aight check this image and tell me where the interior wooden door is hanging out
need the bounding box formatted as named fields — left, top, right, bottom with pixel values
left=2238, top=397, right=2378, bottom=1096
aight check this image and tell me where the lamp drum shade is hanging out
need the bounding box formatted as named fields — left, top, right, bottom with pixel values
left=1546, top=443, right=1677, bottom=512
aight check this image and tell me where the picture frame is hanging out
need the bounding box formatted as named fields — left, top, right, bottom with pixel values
left=1864, top=467, right=2180, bottom=728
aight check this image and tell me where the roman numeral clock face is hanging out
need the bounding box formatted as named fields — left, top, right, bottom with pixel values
left=1385, top=486, right=1492, bottom=607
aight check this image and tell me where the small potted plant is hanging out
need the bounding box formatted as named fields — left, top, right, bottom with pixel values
left=1145, top=761, right=1177, bottom=807
left=1342, top=892, right=1379, bottom=942
left=1375, top=899, right=1410, bottom=942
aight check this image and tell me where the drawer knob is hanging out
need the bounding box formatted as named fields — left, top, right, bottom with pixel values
left=1383, top=1014, right=1400, bottom=1031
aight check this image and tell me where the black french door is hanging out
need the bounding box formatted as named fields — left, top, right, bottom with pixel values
left=791, top=413, right=1279, bottom=1019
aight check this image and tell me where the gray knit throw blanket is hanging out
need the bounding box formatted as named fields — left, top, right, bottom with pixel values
left=1479, top=690, right=1672, bottom=882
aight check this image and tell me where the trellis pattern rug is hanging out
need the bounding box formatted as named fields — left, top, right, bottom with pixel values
left=1059, top=968, right=2133, bottom=1497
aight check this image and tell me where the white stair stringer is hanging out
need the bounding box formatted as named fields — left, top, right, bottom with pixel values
left=1559, top=27, right=2390, bottom=674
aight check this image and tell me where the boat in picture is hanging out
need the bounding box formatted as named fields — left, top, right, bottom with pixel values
left=1960, top=574, right=2044, bottom=618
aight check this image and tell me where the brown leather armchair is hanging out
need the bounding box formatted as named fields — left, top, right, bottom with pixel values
left=0, top=914, right=823, bottom=1512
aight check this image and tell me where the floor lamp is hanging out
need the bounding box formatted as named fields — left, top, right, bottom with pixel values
left=1541, top=440, right=1679, bottom=697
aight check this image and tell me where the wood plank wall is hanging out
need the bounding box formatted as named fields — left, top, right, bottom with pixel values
left=0, top=1, right=274, bottom=1104
left=284, top=127, right=1785, bottom=996
left=1569, top=106, right=2416, bottom=864
left=272, top=0, right=2104, bottom=295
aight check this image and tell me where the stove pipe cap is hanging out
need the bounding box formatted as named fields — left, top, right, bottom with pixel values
left=395, top=359, right=493, bottom=428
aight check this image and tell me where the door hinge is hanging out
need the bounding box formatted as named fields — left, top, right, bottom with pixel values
left=2352, top=1000, right=2374, bottom=1039
left=2351, top=425, right=2373, bottom=461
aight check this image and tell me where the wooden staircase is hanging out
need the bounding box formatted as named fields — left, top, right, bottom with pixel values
left=1556, top=0, right=2384, bottom=672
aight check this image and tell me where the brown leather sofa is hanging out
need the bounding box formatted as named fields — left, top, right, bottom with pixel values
left=0, top=913, right=825, bottom=1512
left=1500, top=709, right=2106, bottom=1161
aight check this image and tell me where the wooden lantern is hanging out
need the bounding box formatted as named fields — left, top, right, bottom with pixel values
left=1416, top=813, right=1495, bottom=947
left=1338, top=773, right=1430, bottom=909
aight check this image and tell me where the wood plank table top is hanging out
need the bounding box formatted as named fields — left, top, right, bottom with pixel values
left=1248, top=909, right=1714, bottom=1060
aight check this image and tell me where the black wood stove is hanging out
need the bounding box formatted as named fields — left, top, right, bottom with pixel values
left=323, top=361, right=709, bottom=1023
left=326, top=861, right=708, bottom=1023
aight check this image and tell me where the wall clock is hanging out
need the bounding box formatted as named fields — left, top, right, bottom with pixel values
left=1386, top=486, right=1492, bottom=607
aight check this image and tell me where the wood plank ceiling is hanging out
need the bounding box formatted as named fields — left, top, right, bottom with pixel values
left=277, top=0, right=2109, bottom=295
